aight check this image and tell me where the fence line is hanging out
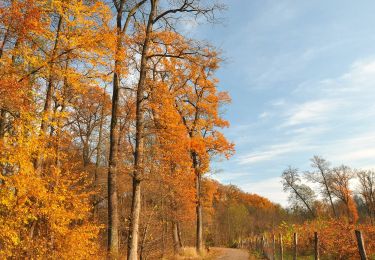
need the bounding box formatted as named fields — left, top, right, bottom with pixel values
left=247, top=229, right=368, bottom=260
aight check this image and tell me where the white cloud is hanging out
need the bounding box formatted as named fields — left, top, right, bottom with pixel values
left=282, top=99, right=342, bottom=127
left=270, top=99, right=286, bottom=107
left=238, top=141, right=315, bottom=165
left=321, top=131, right=375, bottom=165
left=314, top=59, right=375, bottom=96
left=259, top=111, right=270, bottom=119
left=217, top=59, right=375, bottom=206
left=262, top=58, right=375, bottom=167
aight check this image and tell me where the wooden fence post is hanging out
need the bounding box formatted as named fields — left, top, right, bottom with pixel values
left=279, top=233, right=283, bottom=260
left=293, top=232, right=297, bottom=260
left=314, top=232, right=319, bottom=260
left=272, top=234, right=276, bottom=260
left=261, top=235, right=265, bottom=256
left=355, top=230, right=367, bottom=260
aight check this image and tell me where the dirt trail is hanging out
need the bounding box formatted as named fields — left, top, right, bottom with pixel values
left=210, top=247, right=253, bottom=260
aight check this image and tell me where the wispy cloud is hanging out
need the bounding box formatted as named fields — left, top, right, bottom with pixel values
left=258, top=112, right=268, bottom=118
left=205, top=0, right=375, bottom=205
left=238, top=141, right=315, bottom=165
left=231, top=58, right=375, bottom=194
left=282, top=99, right=342, bottom=127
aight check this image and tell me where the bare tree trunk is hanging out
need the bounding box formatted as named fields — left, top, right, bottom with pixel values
left=321, top=172, right=337, bottom=218
left=95, top=88, right=106, bottom=182
left=328, top=191, right=337, bottom=218
left=53, top=57, right=69, bottom=168
left=355, top=230, right=367, bottom=260
left=173, top=221, right=182, bottom=254
left=127, top=1, right=157, bottom=259
left=93, top=89, right=106, bottom=216
left=290, top=184, right=316, bottom=218
left=139, top=215, right=150, bottom=260
left=82, top=141, right=90, bottom=166
left=33, top=15, right=62, bottom=172
left=107, top=3, right=124, bottom=256
left=279, top=233, right=283, bottom=260
left=177, top=222, right=183, bottom=248
left=128, top=178, right=142, bottom=259
left=107, top=69, right=120, bottom=257
left=0, top=24, right=10, bottom=59
left=0, top=109, right=6, bottom=139
left=192, top=152, right=203, bottom=254
left=40, top=15, right=62, bottom=134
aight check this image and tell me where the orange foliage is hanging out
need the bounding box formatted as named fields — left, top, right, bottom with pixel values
left=277, top=219, right=375, bottom=259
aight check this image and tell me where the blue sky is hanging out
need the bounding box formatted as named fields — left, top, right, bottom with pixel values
left=184, top=0, right=375, bottom=206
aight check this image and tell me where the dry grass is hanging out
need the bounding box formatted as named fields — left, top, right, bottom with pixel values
left=165, top=247, right=214, bottom=260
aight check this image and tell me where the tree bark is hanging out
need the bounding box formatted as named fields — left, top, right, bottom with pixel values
left=34, top=15, right=62, bottom=172
left=95, top=88, right=106, bottom=182
left=93, top=89, right=106, bottom=216
left=0, top=109, right=6, bottom=139
left=173, top=221, right=182, bottom=254
left=279, top=233, right=283, bottom=260
left=177, top=222, right=183, bottom=248
left=107, top=2, right=124, bottom=256
left=0, top=23, right=10, bottom=59
left=127, top=1, right=157, bottom=259
left=290, top=184, right=315, bottom=218
left=192, top=152, right=203, bottom=254
left=319, top=167, right=337, bottom=218
left=355, top=230, right=367, bottom=260
left=128, top=178, right=142, bottom=259
left=40, top=15, right=62, bottom=134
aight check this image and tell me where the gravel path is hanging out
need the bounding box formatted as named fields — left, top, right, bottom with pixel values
left=211, top=247, right=251, bottom=260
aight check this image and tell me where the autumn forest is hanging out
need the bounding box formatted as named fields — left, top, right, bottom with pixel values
left=1, top=0, right=375, bottom=259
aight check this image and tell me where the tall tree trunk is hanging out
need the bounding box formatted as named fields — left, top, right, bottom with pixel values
left=177, top=221, right=183, bottom=248
left=95, top=88, right=106, bottom=182
left=326, top=187, right=337, bottom=218
left=173, top=221, right=182, bottom=254
left=192, top=152, right=203, bottom=254
left=34, top=15, right=62, bottom=172
left=127, top=1, right=157, bottom=259
left=82, top=141, right=90, bottom=166
left=0, top=23, right=10, bottom=59
left=128, top=178, right=142, bottom=259
left=320, top=171, right=337, bottom=218
left=290, top=185, right=316, bottom=218
left=93, top=88, right=106, bottom=216
left=107, top=3, right=124, bottom=256
left=40, top=15, right=62, bottom=134
left=0, top=109, right=6, bottom=139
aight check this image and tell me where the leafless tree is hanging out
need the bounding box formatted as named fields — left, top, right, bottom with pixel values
left=282, top=166, right=316, bottom=218
left=305, top=155, right=337, bottom=218
left=357, top=170, right=375, bottom=223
